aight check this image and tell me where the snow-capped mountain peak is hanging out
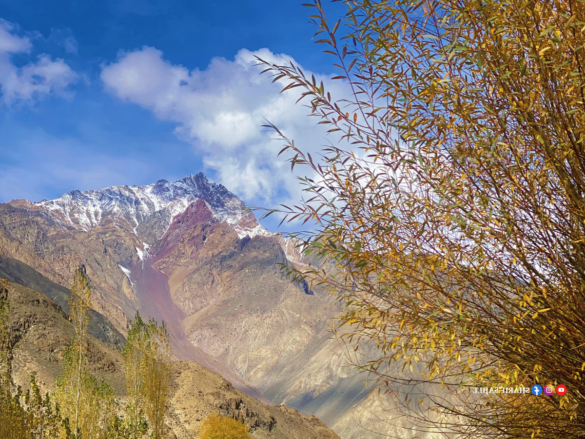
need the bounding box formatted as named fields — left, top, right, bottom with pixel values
left=34, top=173, right=271, bottom=240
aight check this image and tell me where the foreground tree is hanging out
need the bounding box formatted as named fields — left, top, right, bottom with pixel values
left=261, top=0, right=585, bottom=437
left=122, top=312, right=149, bottom=437
left=141, top=319, right=171, bottom=439
left=123, top=312, right=171, bottom=439
left=54, top=267, right=116, bottom=438
left=25, top=373, right=71, bottom=439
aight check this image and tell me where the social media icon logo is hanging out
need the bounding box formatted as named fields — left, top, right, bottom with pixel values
left=556, top=385, right=567, bottom=396
left=531, top=385, right=543, bottom=396
left=544, top=385, right=555, bottom=395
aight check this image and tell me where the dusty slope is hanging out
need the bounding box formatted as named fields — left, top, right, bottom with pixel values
left=2, top=280, right=340, bottom=438
left=152, top=200, right=340, bottom=386
left=0, top=200, right=140, bottom=332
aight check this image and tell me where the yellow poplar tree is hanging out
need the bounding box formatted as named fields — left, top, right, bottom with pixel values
left=54, top=266, right=116, bottom=439
left=122, top=313, right=170, bottom=439
left=122, top=311, right=149, bottom=437
left=142, top=319, right=170, bottom=439
left=24, top=373, right=69, bottom=439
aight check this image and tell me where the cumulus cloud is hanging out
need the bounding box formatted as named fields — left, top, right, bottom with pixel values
left=0, top=20, right=77, bottom=105
left=101, top=46, right=349, bottom=205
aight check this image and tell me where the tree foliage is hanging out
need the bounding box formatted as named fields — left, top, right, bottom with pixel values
left=122, top=312, right=149, bottom=437
left=198, top=415, right=251, bottom=439
left=260, top=0, right=585, bottom=437
left=53, top=266, right=117, bottom=439
left=123, top=312, right=171, bottom=439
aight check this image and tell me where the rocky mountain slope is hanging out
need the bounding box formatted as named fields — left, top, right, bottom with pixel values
left=4, top=280, right=125, bottom=397
left=0, top=254, right=125, bottom=349
left=0, top=173, right=435, bottom=438
left=2, top=279, right=339, bottom=438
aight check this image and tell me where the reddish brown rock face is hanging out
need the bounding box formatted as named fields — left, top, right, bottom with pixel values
left=152, top=198, right=214, bottom=262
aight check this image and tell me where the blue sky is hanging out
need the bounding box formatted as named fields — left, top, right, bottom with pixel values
left=0, top=0, right=348, bottom=231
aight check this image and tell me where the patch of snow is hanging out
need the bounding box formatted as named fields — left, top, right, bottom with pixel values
left=233, top=224, right=274, bottom=240
left=213, top=197, right=247, bottom=226
left=118, top=264, right=134, bottom=286
left=142, top=242, right=150, bottom=259
left=136, top=242, right=151, bottom=262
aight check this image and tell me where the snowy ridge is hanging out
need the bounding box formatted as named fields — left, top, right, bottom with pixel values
left=34, top=173, right=272, bottom=240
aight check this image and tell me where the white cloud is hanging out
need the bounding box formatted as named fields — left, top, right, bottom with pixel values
left=0, top=21, right=31, bottom=53
left=0, top=20, right=77, bottom=105
left=101, top=46, right=349, bottom=206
